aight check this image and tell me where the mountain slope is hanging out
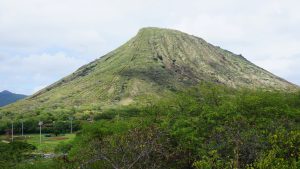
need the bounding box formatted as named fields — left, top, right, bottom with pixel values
left=0, top=90, right=27, bottom=107
left=2, top=27, right=298, bottom=113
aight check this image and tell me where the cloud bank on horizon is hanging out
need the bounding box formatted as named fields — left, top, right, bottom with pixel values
left=0, top=0, right=299, bottom=94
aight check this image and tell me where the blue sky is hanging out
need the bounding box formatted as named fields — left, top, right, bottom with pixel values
left=0, top=0, right=300, bottom=95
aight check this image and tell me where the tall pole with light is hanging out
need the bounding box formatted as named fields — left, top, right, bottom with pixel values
left=38, top=121, right=43, bottom=144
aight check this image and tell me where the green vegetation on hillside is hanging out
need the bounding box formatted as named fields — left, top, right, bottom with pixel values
left=1, top=27, right=297, bottom=115
left=4, top=83, right=298, bottom=169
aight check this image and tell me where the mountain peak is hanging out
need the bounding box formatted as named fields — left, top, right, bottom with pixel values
left=2, top=27, right=298, bottom=112
left=1, top=90, right=12, bottom=94
left=0, top=90, right=27, bottom=107
left=136, top=27, right=188, bottom=38
left=138, top=27, right=180, bottom=33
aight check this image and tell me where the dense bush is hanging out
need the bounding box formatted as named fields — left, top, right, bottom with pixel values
left=60, top=84, right=299, bottom=169
left=1, top=83, right=299, bottom=168
left=0, top=142, right=36, bottom=168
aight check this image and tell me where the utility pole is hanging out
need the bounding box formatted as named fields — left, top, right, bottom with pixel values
left=21, top=120, right=24, bottom=137
left=69, top=117, right=73, bottom=134
left=38, top=121, right=43, bottom=144
left=11, top=121, right=14, bottom=142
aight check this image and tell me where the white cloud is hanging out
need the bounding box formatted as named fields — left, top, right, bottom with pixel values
left=0, top=52, right=85, bottom=75
left=0, top=0, right=299, bottom=94
left=255, top=54, right=300, bottom=85
left=0, top=52, right=85, bottom=94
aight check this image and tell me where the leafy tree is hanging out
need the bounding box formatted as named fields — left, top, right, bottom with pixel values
left=0, top=142, right=36, bottom=168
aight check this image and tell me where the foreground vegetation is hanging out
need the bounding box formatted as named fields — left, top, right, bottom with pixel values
left=0, top=134, right=75, bottom=169
left=0, top=134, right=75, bottom=152
left=1, top=83, right=299, bottom=168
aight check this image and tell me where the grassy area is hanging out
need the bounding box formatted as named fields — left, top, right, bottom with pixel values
left=25, top=134, right=75, bottom=153
left=0, top=133, right=75, bottom=153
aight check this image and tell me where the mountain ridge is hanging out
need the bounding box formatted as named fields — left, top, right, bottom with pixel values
left=1, top=27, right=298, bottom=113
left=0, top=90, right=27, bottom=107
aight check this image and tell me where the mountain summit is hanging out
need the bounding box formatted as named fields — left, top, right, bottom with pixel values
left=2, top=27, right=298, bottom=112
